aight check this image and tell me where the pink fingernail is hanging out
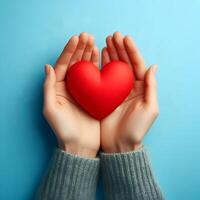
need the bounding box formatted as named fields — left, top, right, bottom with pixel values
left=152, top=65, right=157, bottom=74
left=45, top=64, right=50, bottom=75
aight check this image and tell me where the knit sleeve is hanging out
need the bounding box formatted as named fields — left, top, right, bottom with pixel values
left=100, top=147, right=164, bottom=200
left=37, top=148, right=100, bottom=200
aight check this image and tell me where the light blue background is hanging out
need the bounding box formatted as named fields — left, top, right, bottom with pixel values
left=1, top=0, right=200, bottom=199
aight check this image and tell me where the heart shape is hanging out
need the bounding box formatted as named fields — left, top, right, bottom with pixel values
left=66, top=61, right=134, bottom=120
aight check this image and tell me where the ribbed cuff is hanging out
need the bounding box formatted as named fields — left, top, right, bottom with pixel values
left=37, top=148, right=100, bottom=200
left=100, top=147, right=164, bottom=200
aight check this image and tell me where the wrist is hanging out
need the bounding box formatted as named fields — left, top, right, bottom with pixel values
left=116, top=143, right=142, bottom=153
left=58, top=140, right=98, bottom=158
left=102, top=141, right=142, bottom=154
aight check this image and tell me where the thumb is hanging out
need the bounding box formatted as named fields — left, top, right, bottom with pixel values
left=144, top=65, right=158, bottom=106
left=43, top=64, right=56, bottom=108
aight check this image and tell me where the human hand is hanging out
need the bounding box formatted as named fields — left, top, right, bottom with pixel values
left=100, top=32, right=159, bottom=153
left=43, top=33, right=100, bottom=158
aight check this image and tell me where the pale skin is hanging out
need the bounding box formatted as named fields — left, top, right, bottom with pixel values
left=43, top=32, right=159, bottom=158
left=101, top=32, right=159, bottom=153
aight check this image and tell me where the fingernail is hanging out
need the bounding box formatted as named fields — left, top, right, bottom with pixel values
left=152, top=65, right=157, bottom=75
left=45, top=64, right=50, bottom=75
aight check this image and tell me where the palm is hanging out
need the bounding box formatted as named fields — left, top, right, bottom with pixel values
left=100, top=32, right=158, bottom=152
left=43, top=33, right=101, bottom=157
left=54, top=80, right=99, bottom=148
left=101, top=80, right=147, bottom=151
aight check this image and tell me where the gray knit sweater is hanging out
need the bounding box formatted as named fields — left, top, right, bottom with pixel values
left=37, top=147, right=164, bottom=200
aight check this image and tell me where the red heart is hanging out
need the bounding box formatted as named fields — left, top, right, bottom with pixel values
left=66, top=61, right=134, bottom=120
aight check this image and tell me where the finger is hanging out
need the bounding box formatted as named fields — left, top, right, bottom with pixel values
left=55, top=36, right=79, bottom=81
left=82, top=35, right=95, bottom=61
left=43, top=64, right=56, bottom=108
left=69, top=32, right=88, bottom=66
left=106, top=35, right=119, bottom=61
left=91, top=46, right=100, bottom=67
left=112, top=32, right=131, bottom=65
left=102, top=47, right=110, bottom=66
left=124, top=35, right=146, bottom=80
left=144, top=65, right=158, bottom=105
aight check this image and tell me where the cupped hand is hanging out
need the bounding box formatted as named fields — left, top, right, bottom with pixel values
left=100, top=32, right=159, bottom=153
left=43, top=33, right=100, bottom=158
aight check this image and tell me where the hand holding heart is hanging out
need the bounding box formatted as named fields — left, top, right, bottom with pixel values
left=43, top=32, right=159, bottom=157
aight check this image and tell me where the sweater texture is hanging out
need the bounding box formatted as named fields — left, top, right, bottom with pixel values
left=100, top=147, right=164, bottom=200
left=37, top=149, right=100, bottom=200
left=37, top=147, right=164, bottom=200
